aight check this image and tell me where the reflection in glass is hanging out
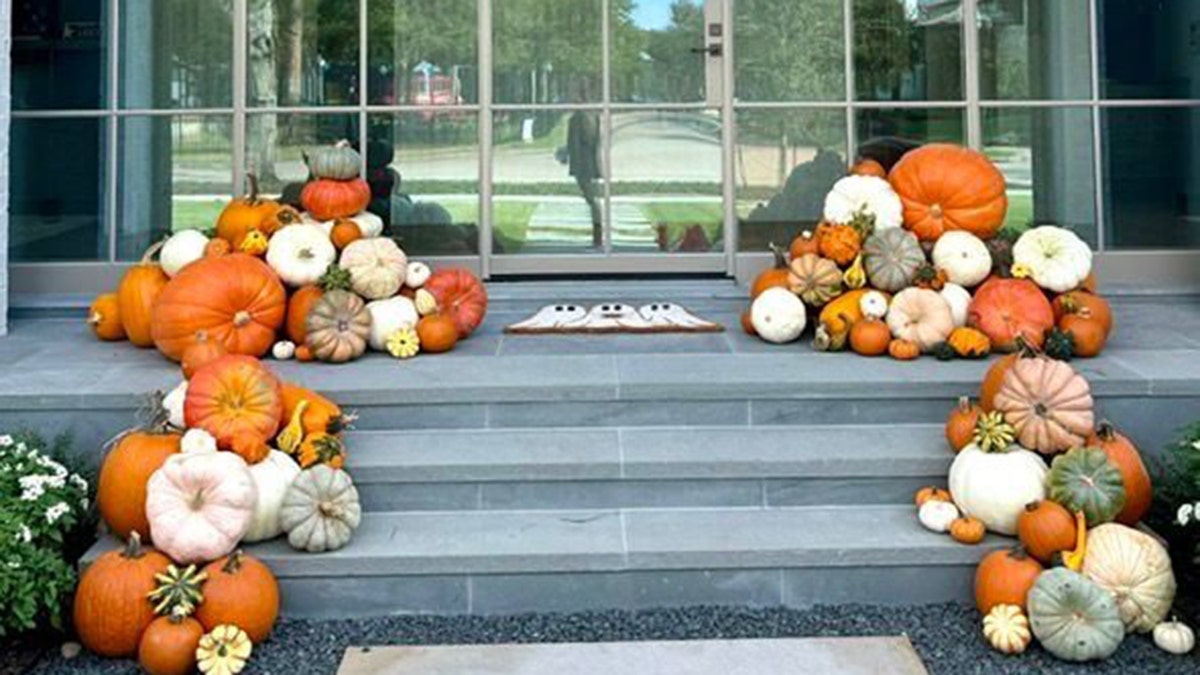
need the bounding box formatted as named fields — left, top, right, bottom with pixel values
left=369, top=113, right=480, bottom=256
left=736, top=110, right=846, bottom=250
left=494, top=0, right=603, bottom=104
left=854, top=0, right=963, bottom=101
left=1103, top=107, right=1200, bottom=249
left=612, top=0, right=706, bottom=104
left=117, top=116, right=233, bottom=260
left=245, top=113, right=359, bottom=198
left=856, top=108, right=965, bottom=170
left=1100, top=1, right=1197, bottom=99
left=610, top=110, right=723, bottom=253
left=13, top=1, right=107, bottom=110
left=492, top=109, right=603, bottom=254
left=248, top=0, right=359, bottom=108
left=367, top=0, right=477, bottom=105
left=10, top=119, right=106, bottom=261
left=121, top=1, right=232, bottom=109
left=978, top=0, right=1090, bottom=100
left=983, top=108, right=1095, bottom=245
left=736, top=0, right=844, bottom=102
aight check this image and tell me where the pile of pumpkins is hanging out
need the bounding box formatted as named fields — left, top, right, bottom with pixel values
left=911, top=346, right=1194, bottom=662
left=744, top=143, right=1111, bottom=361
left=76, top=354, right=362, bottom=674
left=87, top=140, right=488, bottom=364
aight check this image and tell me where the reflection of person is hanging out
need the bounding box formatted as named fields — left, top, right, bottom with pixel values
left=566, top=110, right=602, bottom=247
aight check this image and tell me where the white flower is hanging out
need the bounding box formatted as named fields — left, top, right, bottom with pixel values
left=44, top=502, right=70, bottom=525
left=1178, top=503, right=1195, bottom=526
left=0, top=434, right=12, bottom=447
left=6, top=561, right=19, bottom=570
left=15, top=525, right=32, bottom=544
left=69, top=474, right=88, bottom=491
left=1191, top=439, right=1200, bottom=451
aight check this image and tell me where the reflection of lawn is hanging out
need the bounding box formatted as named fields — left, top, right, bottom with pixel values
left=172, top=200, right=224, bottom=232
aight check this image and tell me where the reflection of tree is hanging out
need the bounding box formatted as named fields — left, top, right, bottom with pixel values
left=853, top=0, right=911, bottom=99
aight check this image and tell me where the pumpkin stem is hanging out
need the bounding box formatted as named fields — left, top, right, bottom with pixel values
left=123, top=531, right=147, bottom=559
left=87, top=310, right=103, bottom=327
left=221, top=550, right=245, bottom=575
left=245, top=171, right=260, bottom=203
left=1095, top=420, right=1116, bottom=441
left=1012, top=333, right=1042, bottom=359
left=767, top=242, right=787, bottom=269
left=1024, top=501, right=1042, bottom=513
left=233, top=311, right=252, bottom=328
left=956, top=395, right=972, bottom=412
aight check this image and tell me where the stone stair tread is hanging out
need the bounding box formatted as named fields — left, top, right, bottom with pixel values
left=345, top=424, right=951, bottom=483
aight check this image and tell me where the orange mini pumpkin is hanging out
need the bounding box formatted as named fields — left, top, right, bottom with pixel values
left=849, top=317, right=891, bottom=356
left=286, top=286, right=325, bottom=345
left=1059, top=307, right=1108, bottom=358
left=789, top=230, right=821, bottom=260
left=751, top=244, right=792, bottom=299
left=195, top=551, right=280, bottom=644
left=1052, top=291, right=1112, bottom=336
left=417, top=314, right=459, bottom=354
left=945, top=396, right=983, bottom=452
left=294, top=344, right=315, bottom=362
left=185, top=355, right=283, bottom=449
left=330, top=219, right=363, bottom=250
left=216, top=174, right=276, bottom=247
left=914, top=486, right=952, bottom=507
left=888, top=338, right=921, bottom=361
left=138, top=611, right=204, bottom=675
left=259, top=203, right=302, bottom=237
left=975, top=547, right=1043, bottom=613
left=816, top=222, right=862, bottom=267
left=180, top=331, right=228, bottom=380
left=849, top=158, right=887, bottom=178
left=1017, top=500, right=1078, bottom=564
left=300, top=178, right=371, bottom=221
left=88, top=292, right=126, bottom=341
left=119, top=245, right=170, bottom=348
left=950, top=516, right=986, bottom=545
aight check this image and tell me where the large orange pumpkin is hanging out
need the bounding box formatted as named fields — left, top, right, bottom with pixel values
left=424, top=268, right=488, bottom=338
left=280, top=382, right=347, bottom=436
left=968, top=277, right=1055, bottom=351
left=185, top=355, right=283, bottom=449
left=194, top=551, right=280, bottom=644
left=97, top=431, right=181, bottom=541
left=73, top=533, right=171, bottom=658
left=417, top=314, right=459, bottom=354
left=300, top=178, right=371, bottom=221
left=216, top=174, right=276, bottom=247
left=750, top=244, right=791, bottom=299
left=1086, top=421, right=1152, bottom=525
left=88, top=292, right=126, bottom=341
left=151, top=254, right=286, bottom=361
left=286, top=285, right=324, bottom=345
left=119, top=246, right=170, bottom=348
left=975, top=547, right=1044, bottom=613
left=888, top=144, right=1008, bottom=242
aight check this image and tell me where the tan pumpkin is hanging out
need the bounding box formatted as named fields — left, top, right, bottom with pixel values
left=886, top=288, right=955, bottom=352
left=993, top=356, right=1094, bottom=454
left=306, top=290, right=371, bottom=363
left=1082, top=523, right=1176, bottom=633
left=787, top=254, right=843, bottom=307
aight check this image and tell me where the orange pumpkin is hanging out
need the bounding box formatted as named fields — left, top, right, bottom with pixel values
left=950, top=516, right=986, bottom=545
left=968, top=277, right=1055, bottom=352
left=294, top=344, right=315, bottom=362
left=417, top=314, right=459, bottom=354
left=975, top=547, right=1044, bottom=613
left=88, top=292, right=126, bottom=341
left=286, top=286, right=324, bottom=345
left=789, top=230, right=821, bottom=260
left=280, top=382, right=347, bottom=435
left=740, top=310, right=757, bottom=336
left=914, top=486, right=952, bottom=507
left=259, top=203, right=302, bottom=237
left=194, top=551, right=280, bottom=644
left=816, top=222, right=862, bottom=267
left=119, top=245, right=170, bottom=347
left=138, top=612, right=204, bottom=675
left=204, top=238, right=232, bottom=258
left=185, top=355, right=283, bottom=449
left=180, top=331, right=228, bottom=380
left=1052, top=291, right=1112, bottom=336
left=216, top=174, right=276, bottom=247
left=97, top=431, right=182, bottom=541
left=300, top=178, right=371, bottom=221
left=945, top=396, right=982, bottom=452
left=330, top=219, right=363, bottom=250
left=73, top=533, right=171, bottom=658
left=151, top=254, right=286, bottom=361
left=424, top=268, right=488, bottom=339
left=1060, top=308, right=1108, bottom=358
left=1017, top=500, right=1078, bottom=564
left=849, top=317, right=891, bottom=356
left=888, top=144, right=1008, bottom=242
left=751, top=244, right=792, bottom=298
left=230, top=432, right=271, bottom=465
left=888, top=338, right=920, bottom=361
left=1086, top=421, right=1152, bottom=525
left=979, top=345, right=1028, bottom=411
left=849, top=158, right=887, bottom=178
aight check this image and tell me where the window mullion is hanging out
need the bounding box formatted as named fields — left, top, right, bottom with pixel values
left=232, top=0, right=248, bottom=195
left=106, top=0, right=121, bottom=261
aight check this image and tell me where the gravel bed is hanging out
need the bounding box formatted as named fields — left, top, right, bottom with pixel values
left=21, top=603, right=1200, bottom=675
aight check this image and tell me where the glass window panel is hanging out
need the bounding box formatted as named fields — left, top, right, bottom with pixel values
left=610, top=110, right=723, bottom=253
left=735, top=0, right=845, bottom=102
left=856, top=108, right=965, bottom=169
left=978, top=0, right=1091, bottom=100
left=245, top=113, right=359, bottom=198
left=117, top=116, right=233, bottom=260
left=983, top=107, right=1096, bottom=246
left=736, top=109, right=847, bottom=250
left=10, top=118, right=107, bottom=261
left=494, top=0, right=603, bottom=105
left=612, top=0, right=706, bottom=104
left=1103, top=107, right=1200, bottom=249
left=248, top=0, right=360, bottom=108
left=854, top=0, right=963, bottom=101
left=1100, top=1, right=1197, bottom=99
left=121, top=1, right=232, bottom=109
left=492, top=109, right=603, bottom=254
left=13, top=1, right=107, bottom=109
left=369, top=113, right=480, bottom=256
left=367, top=0, right=478, bottom=106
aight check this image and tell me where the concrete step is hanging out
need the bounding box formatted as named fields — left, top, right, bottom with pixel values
left=346, top=424, right=951, bottom=511
left=84, top=504, right=1005, bottom=617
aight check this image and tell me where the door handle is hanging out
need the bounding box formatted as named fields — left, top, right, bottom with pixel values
left=690, top=44, right=722, bottom=57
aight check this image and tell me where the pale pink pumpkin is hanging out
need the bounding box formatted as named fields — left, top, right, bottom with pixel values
left=145, top=452, right=258, bottom=563
left=993, top=357, right=1094, bottom=455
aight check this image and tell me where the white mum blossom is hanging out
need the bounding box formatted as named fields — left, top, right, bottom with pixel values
left=1178, top=503, right=1195, bottom=526
left=44, top=502, right=70, bottom=525
left=6, top=561, right=19, bottom=570
left=0, top=434, right=12, bottom=447
left=69, top=474, right=88, bottom=491
left=1191, top=439, right=1200, bottom=451
left=16, top=525, right=32, bottom=544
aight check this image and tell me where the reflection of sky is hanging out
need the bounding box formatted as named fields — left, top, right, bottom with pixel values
left=632, top=0, right=684, bottom=31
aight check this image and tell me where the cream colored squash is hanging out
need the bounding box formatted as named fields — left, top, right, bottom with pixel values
left=180, top=428, right=217, bottom=455
left=365, top=296, right=420, bottom=351
left=917, top=499, right=960, bottom=533
left=160, top=229, right=210, bottom=277
left=949, top=443, right=1048, bottom=535
left=983, top=604, right=1032, bottom=655
left=347, top=211, right=384, bottom=238
left=1153, top=620, right=1195, bottom=655
left=886, top=288, right=955, bottom=351
left=339, top=237, right=408, bottom=300
left=940, top=283, right=972, bottom=328
left=266, top=224, right=337, bottom=287
left=932, top=231, right=991, bottom=287
left=750, top=287, right=807, bottom=344
left=822, top=175, right=903, bottom=230
left=405, top=261, right=432, bottom=288
left=1012, top=226, right=1093, bottom=293
left=859, top=290, right=889, bottom=320
left=1082, top=523, right=1177, bottom=633
left=145, top=452, right=257, bottom=563
left=243, top=450, right=302, bottom=543
left=162, top=380, right=188, bottom=430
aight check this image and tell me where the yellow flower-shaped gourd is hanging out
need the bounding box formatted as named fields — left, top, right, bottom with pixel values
left=197, top=624, right=253, bottom=675
left=239, top=230, right=269, bottom=257
left=385, top=327, right=420, bottom=359
left=983, top=604, right=1032, bottom=655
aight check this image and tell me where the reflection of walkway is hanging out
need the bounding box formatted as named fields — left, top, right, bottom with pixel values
left=523, top=199, right=659, bottom=251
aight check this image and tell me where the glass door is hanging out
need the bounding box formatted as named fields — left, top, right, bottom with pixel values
left=487, top=0, right=731, bottom=275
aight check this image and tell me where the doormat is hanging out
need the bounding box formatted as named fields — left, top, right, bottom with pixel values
left=504, top=302, right=724, bottom=334
left=338, top=637, right=929, bottom=675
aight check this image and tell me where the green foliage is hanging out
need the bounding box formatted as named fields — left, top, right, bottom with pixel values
left=1148, top=422, right=1200, bottom=619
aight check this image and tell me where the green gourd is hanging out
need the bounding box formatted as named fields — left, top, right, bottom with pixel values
left=1028, top=568, right=1124, bottom=662
left=1047, top=447, right=1126, bottom=525
left=862, top=227, right=925, bottom=292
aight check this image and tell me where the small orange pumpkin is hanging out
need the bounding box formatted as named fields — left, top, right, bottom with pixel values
left=88, top=292, right=126, bottom=341
left=944, top=396, right=983, bottom=452
left=1052, top=290, right=1112, bottom=336
left=1059, top=307, right=1107, bottom=358
left=330, top=219, right=363, bottom=250
left=789, top=230, right=821, bottom=259
left=750, top=244, right=792, bottom=299
left=975, top=547, right=1043, bottom=613
left=816, top=222, right=862, bottom=267
left=740, top=310, right=757, bottom=336
left=216, top=173, right=276, bottom=247
left=888, top=338, right=920, bottom=361
left=950, top=516, right=986, bottom=544
left=138, top=611, right=204, bottom=675
left=194, top=551, right=280, bottom=644
left=849, top=316, right=891, bottom=356
left=118, top=244, right=170, bottom=348
left=204, top=238, right=232, bottom=258
left=914, top=486, right=952, bottom=507
left=180, top=331, right=228, bottom=380
left=259, top=203, right=302, bottom=237
left=1017, top=500, right=1078, bottom=564
left=230, top=432, right=271, bottom=465
left=416, top=314, right=459, bottom=354
left=286, top=286, right=324, bottom=345
left=849, top=158, right=887, bottom=178
left=294, top=344, right=315, bottom=362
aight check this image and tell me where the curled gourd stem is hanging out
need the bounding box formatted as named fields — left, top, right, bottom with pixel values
left=767, top=243, right=787, bottom=269
left=221, top=550, right=245, bottom=574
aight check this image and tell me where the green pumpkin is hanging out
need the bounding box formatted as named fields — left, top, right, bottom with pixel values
left=1047, top=446, right=1126, bottom=525
left=1028, top=568, right=1124, bottom=662
left=306, top=140, right=362, bottom=180
left=862, top=228, right=925, bottom=292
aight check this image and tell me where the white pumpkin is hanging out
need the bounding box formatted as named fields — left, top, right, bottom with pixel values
left=918, top=499, right=960, bottom=533
left=406, top=261, right=432, bottom=289
left=243, top=450, right=302, bottom=543
left=948, top=443, right=1048, bottom=535
left=365, top=296, right=420, bottom=351
left=1082, top=523, right=1177, bottom=633
left=159, top=230, right=210, bottom=277
left=1153, top=620, right=1195, bottom=655
left=301, top=212, right=333, bottom=236
left=750, top=288, right=807, bottom=344
left=162, top=380, right=188, bottom=430
left=940, top=283, right=972, bottom=328
left=272, top=340, right=296, bottom=360
left=932, top=231, right=992, bottom=287
left=340, top=237, right=408, bottom=300
left=347, top=210, right=384, bottom=238
left=266, top=224, right=337, bottom=287
left=859, top=290, right=889, bottom=320
left=180, top=428, right=217, bottom=455
left=1012, top=226, right=1093, bottom=293
left=822, top=175, right=903, bottom=230
left=280, top=465, right=362, bottom=553
left=886, top=288, right=955, bottom=351
left=145, top=452, right=257, bottom=564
